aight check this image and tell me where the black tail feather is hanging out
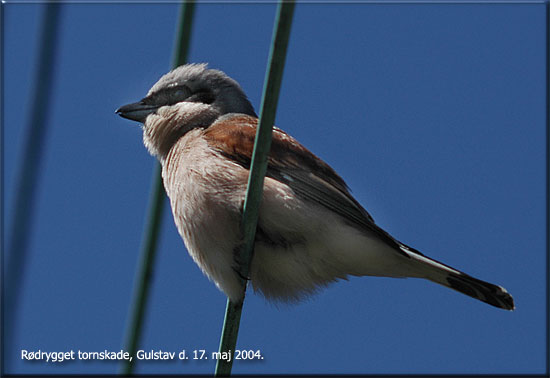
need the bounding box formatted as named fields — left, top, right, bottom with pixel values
left=446, top=273, right=515, bottom=311
left=400, top=243, right=515, bottom=310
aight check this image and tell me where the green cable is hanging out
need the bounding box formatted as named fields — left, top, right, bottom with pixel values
left=120, top=1, right=196, bottom=375
left=215, top=1, right=295, bottom=376
left=4, top=3, right=62, bottom=373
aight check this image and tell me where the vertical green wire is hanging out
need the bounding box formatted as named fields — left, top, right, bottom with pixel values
left=214, top=1, right=295, bottom=376
left=120, top=1, right=195, bottom=375
left=546, top=2, right=550, bottom=374
left=4, top=3, right=62, bottom=373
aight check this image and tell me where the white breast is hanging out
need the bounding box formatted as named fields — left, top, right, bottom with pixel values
left=161, top=128, right=412, bottom=303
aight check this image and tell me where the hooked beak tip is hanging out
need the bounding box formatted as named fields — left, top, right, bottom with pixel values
left=116, top=101, right=158, bottom=123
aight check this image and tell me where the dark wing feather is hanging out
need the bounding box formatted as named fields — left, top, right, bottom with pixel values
left=203, top=114, right=406, bottom=254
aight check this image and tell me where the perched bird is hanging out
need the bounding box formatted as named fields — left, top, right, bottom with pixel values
left=116, top=63, right=514, bottom=310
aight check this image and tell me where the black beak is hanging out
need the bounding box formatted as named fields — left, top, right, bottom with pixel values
left=115, top=101, right=158, bottom=123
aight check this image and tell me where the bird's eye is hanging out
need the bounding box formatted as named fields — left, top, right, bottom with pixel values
left=169, top=86, right=188, bottom=101
left=143, top=85, right=191, bottom=107
left=144, top=84, right=211, bottom=108
left=165, top=85, right=191, bottom=105
left=186, top=90, right=215, bottom=104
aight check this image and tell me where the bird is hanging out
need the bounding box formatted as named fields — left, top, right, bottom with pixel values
left=116, top=63, right=514, bottom=311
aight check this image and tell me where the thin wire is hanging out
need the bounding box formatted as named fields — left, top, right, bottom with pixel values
left=120, top=1, right=196, bottom=375
left=3, top=1, right=546, bottom=5
left=545, top=1, right=549, bottom=375
left=214, top=1, right=295, bottom=376
left=3, top=3, right=62, bottom=374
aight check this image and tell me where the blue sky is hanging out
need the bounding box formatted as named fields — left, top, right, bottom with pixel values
left=3, top=1, right=547, bottom=375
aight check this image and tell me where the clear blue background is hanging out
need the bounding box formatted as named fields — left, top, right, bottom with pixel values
left=3, top=1, right=547, bottom=375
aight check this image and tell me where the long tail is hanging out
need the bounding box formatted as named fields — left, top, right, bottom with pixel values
left=400, top=244, right=515, bottom=311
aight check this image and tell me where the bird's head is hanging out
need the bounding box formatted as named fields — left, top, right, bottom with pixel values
left=116, top=63, right=257, bottom=160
